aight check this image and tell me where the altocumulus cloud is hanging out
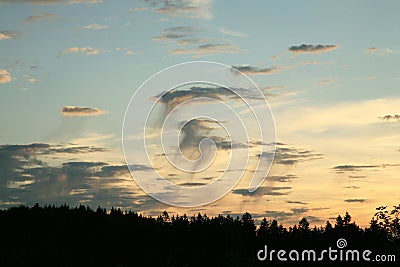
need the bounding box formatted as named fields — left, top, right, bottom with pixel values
left=289, top=44, right=339, bottom=54
left=60, top=106, right=108, bottom=117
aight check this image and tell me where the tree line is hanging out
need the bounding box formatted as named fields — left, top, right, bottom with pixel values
left=0, top=204, right=399, bottom=266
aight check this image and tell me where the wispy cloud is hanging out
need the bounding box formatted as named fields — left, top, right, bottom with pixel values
left=172, top=43, right=240, bottom=57
left=147, top=0, right=213, bottom=19
left=128, top=7, right=148, bottom=12
left=378, top=114, right=400, bottom=121
left=80, top=23, right=108, bottom=30
left=259, top=143, right=323, bottom=166
left=317, top=79, right=336, bottom=85
left=153, top=26, right=197, bottom=42
left=0, top=31, right=18, bottom=40
left=219, top=27, right=247, bottom=37
left=365, top=47, right=394, bottom=55
left=0, top=69, right=12, bottom=84
left=115, top=48, right=143, bottom=56
left=289, top=44, right=339, bottom=54
left=344, top=199, right=367, bottom=203
left=62, top=46, right=106, bottom=56
left=231, top=65, right=279, bottom=75
left=26, top=13, right=57, bottom=22
left=177, top=38, right=209, bottom=45
left=232, top=186, right=291, bottom=196
left=0, top=0, right=102, bottom=4
left=333, top=164, right=378, bottom=172
left=60, top=106, right=108, bottom=117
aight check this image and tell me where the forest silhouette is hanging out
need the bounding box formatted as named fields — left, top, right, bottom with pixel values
left=0, top=204, right=399, bottom=266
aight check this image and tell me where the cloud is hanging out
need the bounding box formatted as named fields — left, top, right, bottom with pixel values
left=232, top=186, right=291, bottom=196
left=146, top=0, right=213, bottom=19
left=365, top=47, right=394, bottom=55
left=154, top=86, right=247, bottom=115
left=287, top=200, right=308, bottom=205
left=317, top=79, right=336, bottom=85
left=259, top=143, right=323, bottom=166
left=80, top=23, right=108, bottom=30
left=60, top=106, right=108, bottom=117
left=333, top=164, right=378, bottom=172
left=231, top=65, right=279, bottom=75
left=219, top=27, right=247, bottom=37
left=288, top=44, right=339, bottom=54
left=0, top=143, right=107, bottom=155
left=172, top=43, right=240, bottom=56
left=153, top=26, right=197, bottom=42
left=61, top=46, right=106, bottom=55
left=25, top=13, right=57, bottom=21
left=128, top=7, right=148, bottom=12
left=344, top=199, right=367, bottom=203
left=177, top=38, right=209, bottom=45
left=333, top=163, right=400, bottom=173
left=0, top=31, right=18, bottom=40
left=0, top=0, right=101, bottom=4
left=0, top=69, right=12, bottom=84
left=0, top=142, right=142, bottom=209
left=115, top=48, right=143, bottom=56
left=268, top=174, right=298, bottom=183
left=379, top=114, right=400, bottom=121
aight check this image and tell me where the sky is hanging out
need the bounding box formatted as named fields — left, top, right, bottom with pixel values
left=0, top=0, right=400, bottom=226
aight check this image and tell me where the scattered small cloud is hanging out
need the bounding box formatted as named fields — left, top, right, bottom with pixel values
left=115, top=48, right=143, bottom=56
left=60, top=106, right=108, bottom=117
left=354, top=76, right=376, bottom=81
left=258, top=143, right=323, bottom=166
left=219, top=27, right=247, bottom=37
left=128, top=7, right=148, bottom=12
left=301, top=60, right=333, bottom=65
left=0, top=69, right=12, bottom=84
left=287, top=200, right=308, bottom=205
left=232, top=186, right=291, bottom=196
left=344, top=186, right=360, bottom=189
left=147, top=0, right=213, bottom=19
left=378, top=114, right=400, bottom=121
left=333, top=164, right=378, bottom=172
left=231, top=65, right=279, bottom=75
left=317, top=79, right=336, bottom=85
left=26, top=13, right=57, bottom=22
left=344, top=199, right=367, bottom=203
left=61, top=46, right=106, bottom=56
left=0, top=0, right=101, bottom=4
left=172, top=43, right=240, bottom=57
left=289, top=44, right=339, bottom=54
left=153, top=26, right=197, bottom=42
left=177, top=38, right=209, bottom=45
left=365, top=47, right=394, bottom=55
left=0, top=31, right=18, bottom=40
left=80, top=23, right=108, bottom=30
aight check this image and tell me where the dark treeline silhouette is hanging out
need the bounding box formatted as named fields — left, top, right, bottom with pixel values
left=0, top=204, right=399, bottom=266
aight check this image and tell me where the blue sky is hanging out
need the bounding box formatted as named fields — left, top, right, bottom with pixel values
left=0, top=0, right=400, bottom=226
